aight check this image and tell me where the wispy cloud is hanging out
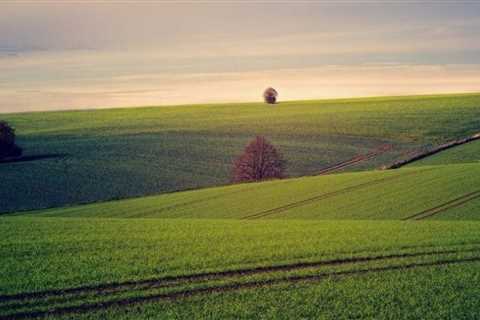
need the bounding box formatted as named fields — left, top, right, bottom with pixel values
left=0, top=2, right=479, bottom=112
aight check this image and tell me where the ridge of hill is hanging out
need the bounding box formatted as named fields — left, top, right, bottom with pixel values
left=2, top=93, right=480, bottom=213
left=18, top=163, right=479, bottom=220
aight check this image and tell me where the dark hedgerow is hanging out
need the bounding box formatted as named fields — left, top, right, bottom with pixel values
left=0, top=121, right=22, bottom=159
left=232, top=136, right=286, bottom=183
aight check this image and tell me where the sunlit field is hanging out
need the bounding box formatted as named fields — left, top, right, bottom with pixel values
left=2, top=94, right=480, bottom=320
left=2, top=218, right=480, bottom=319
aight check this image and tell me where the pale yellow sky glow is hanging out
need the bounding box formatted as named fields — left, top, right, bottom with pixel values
left=0, top=2, right=479, bottom=112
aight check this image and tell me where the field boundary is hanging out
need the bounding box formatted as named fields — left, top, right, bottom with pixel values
left=387, top=133, right=480, bottom=169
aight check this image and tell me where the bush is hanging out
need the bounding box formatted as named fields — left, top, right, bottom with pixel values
left=0, top=121, right=22, bottom=159
left=232, top=136, right=286, bottom=183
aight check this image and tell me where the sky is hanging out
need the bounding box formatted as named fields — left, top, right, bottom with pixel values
left=1, top=1, right=480, bottom=113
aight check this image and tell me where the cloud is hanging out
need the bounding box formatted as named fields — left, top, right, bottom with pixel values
left=1, top=2, right=480, bottom=112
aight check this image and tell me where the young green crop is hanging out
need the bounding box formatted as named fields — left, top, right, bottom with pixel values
left=1, top=217, right=480, bottom=319
left=2, top=217, right=480, bottom=296
left=25, top=163, right=480, bottom=220
left=2, top=93, right=480, bottom=213
left=48, top=262, right=480, bottom=320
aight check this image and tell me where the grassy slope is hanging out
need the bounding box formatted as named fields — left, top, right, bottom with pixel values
left=2, top=93, right=480, bottom=213
left=3, top=93, right=480, bottom=319
left=25, top=163, right=480, bottom=220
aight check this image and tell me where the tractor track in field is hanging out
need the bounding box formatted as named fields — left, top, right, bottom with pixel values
left=242, top=168, right=435, bottom=219
left=128, top=175, right=303, bottom=218
left=2, top=246, right=480, bottom=319
left=2, top=253, right=480, bottom=320
left=317, top=144, right=393, bottom=175
left=154, top=145, right=393, bottom=216
left=0, top=243, right=466, bottom=302
left=403, top=190, right=480, bottom=220
left=131, top=145, right=393, bottom=218
left=95, top=144, right=394, bottom=219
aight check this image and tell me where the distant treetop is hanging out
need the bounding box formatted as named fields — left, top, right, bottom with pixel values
left=263, top=87, right=278, bottom=104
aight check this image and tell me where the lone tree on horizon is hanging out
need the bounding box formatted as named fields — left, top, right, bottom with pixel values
left=232, top=136, right=286, bottom=183
left=263, top=87, right=278, bottom=104
left=0, top=121, right=22, bottom=159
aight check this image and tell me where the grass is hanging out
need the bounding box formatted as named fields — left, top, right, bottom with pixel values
left=2, top=93, right=480, bottom=213
left=1, top=217, right=480, bottom=319
left=22, top=163, right=480, bottom=220
left=3, top=93, right=480, bottom=319
left=48, top=263, right=480, bottom=320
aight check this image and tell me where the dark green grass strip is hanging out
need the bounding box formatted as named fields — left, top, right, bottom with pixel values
left=403, top=190, right=480, bottom=220
left=2, top=256, right=480, bottom=320
left=243, top=168, right=434, bottom=219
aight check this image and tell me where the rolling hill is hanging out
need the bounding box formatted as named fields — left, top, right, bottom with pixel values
left=2, top=93, right=480, bottom=319
left=2, top=93, right=480, bottom=213
left=22, top=163, right=480, bottom=220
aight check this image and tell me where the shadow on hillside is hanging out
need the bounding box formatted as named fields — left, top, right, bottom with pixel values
left=0, top=154, right=66, bottom=164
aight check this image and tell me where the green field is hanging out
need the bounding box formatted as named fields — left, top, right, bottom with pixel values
left=51, top=263, right=480, bottom=320
left=2, top=218, right=480, bottom=319
left=2, top=93, right=480, bottom=213
left=2, top=93, right=480, bottom=319
left=22, top=163, right=480, bottom=220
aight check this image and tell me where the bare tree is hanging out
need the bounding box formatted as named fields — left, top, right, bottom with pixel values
left=232, top=136, right=286, bottom=183
left=0, top=121, right=22, bottom=159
